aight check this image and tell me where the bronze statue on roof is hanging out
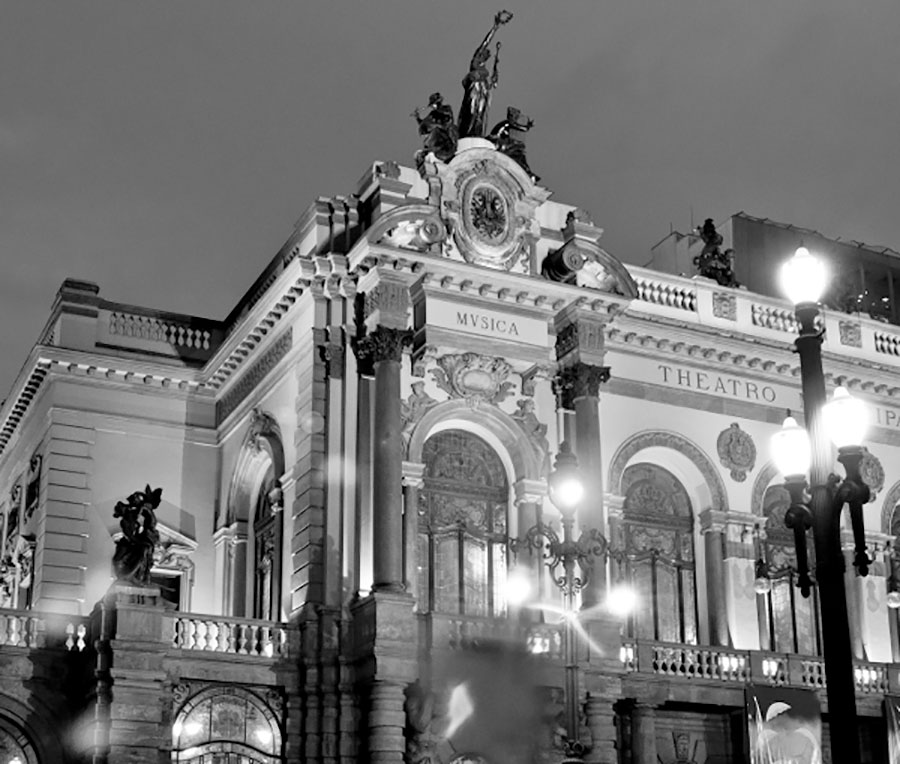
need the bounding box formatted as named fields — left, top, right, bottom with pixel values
left=694, top=218, right=739, bottom=287
left=488, top=106, right=539, bottom=182
left=413, top=92, right=459, bottom=166
left=458, top=10, right=513, bottom=138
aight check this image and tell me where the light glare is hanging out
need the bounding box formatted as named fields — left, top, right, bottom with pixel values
left=770, top=416, right=811, bottom=477
left=822, top=386, right=868, bottom=449
left=504, top=567, right=532, bottom=606
left=606, top=583, right=638, bottom=617
left=780, top=246, right=828, bottom=305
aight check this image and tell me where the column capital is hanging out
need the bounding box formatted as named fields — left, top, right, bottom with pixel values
left=354, top=326, right=413, bottom=367
left=605, top=494, right=625, bottom=520
left=554, top=362, right=611, bottom=410
left=402, top=461, right=425, bottom=488
left=513, top=478, right=547, bottom=505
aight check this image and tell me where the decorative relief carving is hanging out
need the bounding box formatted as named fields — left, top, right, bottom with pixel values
left=839, top=320, right=862, bottom=348
left=553, top=363, right=610, bottom=410
left=247, top=408, right=279, bottom=451
left=716, top=422, right=756, bottom=482
left=401, top=382, right=439, bottom=436
left=354, top=326, right=413, bottom=368
left=609, top=431, right=729, bottom=512
left=216, top=329, right=293, bottom=424
left=430, top=353, right=514, bottom=405
left=511, top=399, right=550, bottom=467
left=469, top=185, right=507, bottom=240
left=364, top=281, right=410, bottom=321
left=860, top=447, right=885, bottom=500
left=712, top=292, right=737, bottom=321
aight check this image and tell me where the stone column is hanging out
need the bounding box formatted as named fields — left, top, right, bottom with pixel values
left=554, top=305, right=619, bottom=610
left=401, top=462, right=425, bottom=604
left=368, top=680, right=407, bottom=764
left=584, top=694, right=618, bottom=764
left=853, top=532, right=893, bottom=662
left=630, top=703, right=657, bottom=764
left=355, top=270, right=413, bottom=593
left=700, top=510, right=729, bottom=647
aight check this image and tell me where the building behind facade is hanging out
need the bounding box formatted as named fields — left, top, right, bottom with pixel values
left=2, top=97, right=900, bottom=764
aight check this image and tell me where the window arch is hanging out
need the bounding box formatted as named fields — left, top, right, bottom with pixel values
left=417, top=430, right=510, bottom=617
left=172, top=687, right=283, bottom=763
left=253, top=466, right=282, bottom=622
left=759, top=485, right=822, bottom=656
left=0, top=715, right=37, bottom=764
left=617, top=462, right=698, bottom=644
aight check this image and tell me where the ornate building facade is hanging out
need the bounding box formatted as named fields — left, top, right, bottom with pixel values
left=2, top=74, right=900, bottom=764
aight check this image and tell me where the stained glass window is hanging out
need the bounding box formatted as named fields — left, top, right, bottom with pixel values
left=619, top=463, right=698, bottom=644
left=172, top=687, right=282, bottom=764
left=418, top=430, right=510, bottom=616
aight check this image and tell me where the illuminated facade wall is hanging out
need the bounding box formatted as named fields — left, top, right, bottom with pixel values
left=0, top=144, right=898, bottom=762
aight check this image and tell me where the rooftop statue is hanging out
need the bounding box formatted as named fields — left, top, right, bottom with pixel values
left=112, top=484, right=163, bottom=586
left=413, top=92, right=459, bottom=166
left=458, top=11, right=513, bottom=138
left=694, top=218, right=739, bottom=288
left=488, top=106, right=539, bottom=182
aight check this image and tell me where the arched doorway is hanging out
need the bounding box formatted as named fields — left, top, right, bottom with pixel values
left=171, top=686, right=283, bottom=763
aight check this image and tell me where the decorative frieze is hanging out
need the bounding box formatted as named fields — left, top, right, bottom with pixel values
left=216, top=329, right=293, bottom=424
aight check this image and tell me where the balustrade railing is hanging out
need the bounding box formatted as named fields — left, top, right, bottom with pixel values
left=0, top=609, right=89, bottom=651
left=172, top=614, right=288, bottom=658
left=620, top=639, right=897, bottom=695
left=429, top=613, right=564, bottom=659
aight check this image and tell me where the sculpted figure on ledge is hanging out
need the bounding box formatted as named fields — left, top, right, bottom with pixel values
left=694, top=218, right=739, bottom=287
left=458, top=10, right=513, bottom=138
left=112, top=484, right=163, bottom=586
left=413, top=92, right=459, bottom=166
left=488, top=106, right=539, bottom=182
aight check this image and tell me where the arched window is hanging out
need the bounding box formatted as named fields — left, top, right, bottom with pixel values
left=172, top=687, right=283, bottom=763
left=759, top=485, right=822, bottom=656
left=418, top=430, right=510, bottom=617
left=253, top=467, right=281, bottom=622
left=0, top=715, right=39, bottom=764
left=618, top=463, right=697, bottom=644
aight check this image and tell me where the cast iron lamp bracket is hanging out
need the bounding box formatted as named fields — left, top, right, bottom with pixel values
left=512, top=522, right=608, bottom=594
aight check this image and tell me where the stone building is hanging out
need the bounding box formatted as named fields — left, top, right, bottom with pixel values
left=2, top=123, right=900, bottom=764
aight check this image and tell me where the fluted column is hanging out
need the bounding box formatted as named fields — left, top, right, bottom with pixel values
left=368, top=680, right=407, bottom=764
left=356, top=326, right=412, bottom=592
left=630, top=703, right=656, bottom=764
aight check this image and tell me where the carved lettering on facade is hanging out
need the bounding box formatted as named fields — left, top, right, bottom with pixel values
left=425, top=298, right=548, bottom=348
left=657, top=364, right=777, bottom=403
left=455, top=310, right=520, bottom=336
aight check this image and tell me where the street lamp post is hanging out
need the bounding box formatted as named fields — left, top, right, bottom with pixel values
left=770, top=246, right=872, bottom=764
left=513, top=442, right=607, bottom=761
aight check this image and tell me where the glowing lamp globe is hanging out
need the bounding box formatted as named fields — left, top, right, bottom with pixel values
left=504, top=567, right=533, bottom=607
left=887, top=590, right=900, bottom=609
left=548, top=443, right=584, bottom=514
left=780, top=246, right=828, bottom=306
left=822, top=386, right=868, bottom=449
left=606, top=583, right=638, bottom=617
left=770, top=416, right=811, bottom=478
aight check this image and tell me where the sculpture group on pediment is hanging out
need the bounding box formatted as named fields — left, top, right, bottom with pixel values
left=693, top=218, right=739, bottom=288
left=413, top=93, right=459, bottom=167
left=112, top=484, right=163, bottom=586
left=487, top=106, right=539, bottom=182
left=458, top=11, right=513, bottom=139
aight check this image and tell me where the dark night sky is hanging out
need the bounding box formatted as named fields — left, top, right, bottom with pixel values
left=3, top=1, right=900, bottom=397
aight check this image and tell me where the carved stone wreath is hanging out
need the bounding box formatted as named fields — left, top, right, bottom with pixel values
left=860, top=447, right=884, bottom=500
left=716, top=422, right=756, bottom=482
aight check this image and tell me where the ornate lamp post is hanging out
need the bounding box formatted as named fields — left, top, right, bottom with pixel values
left=769, top=245, right=872, bottom=764
left=514, top=442, right=607, bottom=761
